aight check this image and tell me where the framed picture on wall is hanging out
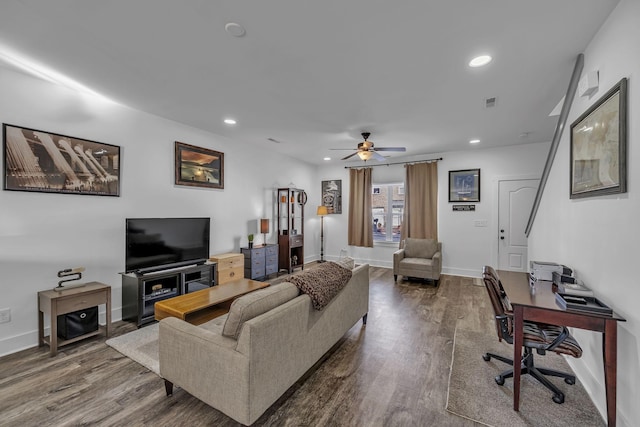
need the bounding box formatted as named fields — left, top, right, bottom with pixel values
left=570, top=78, right=627, bottom=199
left=448, top=169, right=480, bottom=202
left=321, top=179, right=342, bottom=214
left=3, top=123, right=120, bottom=196
left=175, top=141, right=224, bottom=189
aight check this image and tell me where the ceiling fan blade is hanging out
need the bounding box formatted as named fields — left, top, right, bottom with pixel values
left=330, top=148, right=357, bottom=151
left=373, top=147, right=406, bottom=152
left=341, top=152, right=360, bottom=160
left=372, top=151, right=386, bottom=162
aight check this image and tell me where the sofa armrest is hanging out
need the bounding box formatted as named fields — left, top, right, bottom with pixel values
left=393, top=248, right=405, bottom=273
left=159, top=317, right=251, bottom=423
left=432, top=251, right=442, bottom=275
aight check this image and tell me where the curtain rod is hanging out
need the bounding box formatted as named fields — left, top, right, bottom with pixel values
left=343, top=157, right=443, bottom=169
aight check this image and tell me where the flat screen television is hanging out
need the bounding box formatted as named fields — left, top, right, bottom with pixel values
left=125, top=217, right=210, bottom=274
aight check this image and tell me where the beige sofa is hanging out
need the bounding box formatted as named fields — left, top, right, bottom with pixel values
left=158, top=263, right=369, bottom=425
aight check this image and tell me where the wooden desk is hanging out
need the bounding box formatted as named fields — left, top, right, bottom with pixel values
left=498, top=270, right=625, bottom=426
left=154, top=278, right=269, bottom=325
left=38, top=282, right=111, bottom=357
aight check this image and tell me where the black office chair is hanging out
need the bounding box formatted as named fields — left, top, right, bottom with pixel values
left=481, top=266, right=583, bottom=404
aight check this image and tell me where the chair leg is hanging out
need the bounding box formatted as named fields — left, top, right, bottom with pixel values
left=394, top=274, right=397, bottom=282
left=528, top=367, right=566, bottom=404
left=488, top=348, right=574, bottom=404
left=483, top=352, right=513, bottom=366
left=537, top=367, right=576, bottom=384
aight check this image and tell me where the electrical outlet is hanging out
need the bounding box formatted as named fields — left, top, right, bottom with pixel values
left=0, top=308, right=11, bottom=324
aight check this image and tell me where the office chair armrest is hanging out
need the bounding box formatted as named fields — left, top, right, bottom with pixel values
left=541, top=325, right=570, bottom=351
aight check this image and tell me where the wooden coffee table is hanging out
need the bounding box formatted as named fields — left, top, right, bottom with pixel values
left=154, top=278, right=269, bottom=325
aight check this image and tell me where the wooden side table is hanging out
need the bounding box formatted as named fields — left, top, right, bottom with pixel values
left=38, top=282, right=111, bottom=356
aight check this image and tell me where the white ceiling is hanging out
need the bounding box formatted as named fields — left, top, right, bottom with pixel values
left=0, top=0, right=619, bottom=165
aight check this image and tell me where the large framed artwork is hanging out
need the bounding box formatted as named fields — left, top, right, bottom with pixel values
left=449, top=169, right=480, bottom=202
left=321, top=179, right=342, bottom=214
left=570, top=78, right=627, bottom=199
left=175, top=141, right=224, bottom=189
left=3, top=123, right=120, bottom=196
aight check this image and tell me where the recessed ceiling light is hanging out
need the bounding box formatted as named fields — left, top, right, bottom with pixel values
left=225, top=23, right=246, bottom=37
left=323, top=157, right=331, bottom=161
left=223, top=118, right=236, bottom=125
left=469, top=55, right=492, bottom=67
left=469, top=139, right=480, bottom=144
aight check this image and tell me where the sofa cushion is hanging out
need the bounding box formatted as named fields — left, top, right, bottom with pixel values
left=404, top=238, right=438, bottom=259
left=222, top=282, right=299, bottom=340
left=333, top=256, right=355, bottom=270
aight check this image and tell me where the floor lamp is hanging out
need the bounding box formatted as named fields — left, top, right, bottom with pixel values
left=317, top=206, right=328, bottom=262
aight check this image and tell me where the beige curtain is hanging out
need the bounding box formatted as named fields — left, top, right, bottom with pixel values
left=400, top=161, right=438, bottom=242
left=348, top=168, right=373, bottom=247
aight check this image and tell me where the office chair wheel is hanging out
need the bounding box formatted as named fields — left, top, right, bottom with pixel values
left=495, top=375, right=505, bottom=386
left=552, top=393, right=565, bottom=404
left=564, top=377, right=575, bottom=385
left=482, top=354, right=491, bottom=362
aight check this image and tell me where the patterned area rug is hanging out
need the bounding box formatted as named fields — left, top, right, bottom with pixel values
left=106, top=323, right=160, bottom=376
left=446, top=327, right=605, bottom=427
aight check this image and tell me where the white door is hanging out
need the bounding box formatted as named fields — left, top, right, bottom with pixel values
left=498, top=179, right=539, bottom=271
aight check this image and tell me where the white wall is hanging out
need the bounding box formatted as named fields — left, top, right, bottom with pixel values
left=0, top=67, right=318, bottom=356
left=317, top=141, right=549, bottom=274
left=528, top=0, right=639, bottom=424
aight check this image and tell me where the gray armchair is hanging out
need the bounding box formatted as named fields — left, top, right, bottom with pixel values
left=393, top=238, right=442, bottom=285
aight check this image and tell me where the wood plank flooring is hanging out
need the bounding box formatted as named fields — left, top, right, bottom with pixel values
left=0, top=267, right=491, bottom=426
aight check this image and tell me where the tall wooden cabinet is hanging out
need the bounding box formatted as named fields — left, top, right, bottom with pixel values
left=277, top=187, right=306, bottom=274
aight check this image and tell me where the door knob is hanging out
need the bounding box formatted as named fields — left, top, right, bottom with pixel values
left=500, top=229, right=505, bottom=233
left=500, top=236, right=505, bottom=240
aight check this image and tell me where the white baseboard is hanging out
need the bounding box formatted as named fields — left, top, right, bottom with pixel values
left=442, top=266, right=481, bottom=278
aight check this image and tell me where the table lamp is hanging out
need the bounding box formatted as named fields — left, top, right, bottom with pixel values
left=260, top=218, right=269, bottom=246
left=317, top=206, right=328, bottom=262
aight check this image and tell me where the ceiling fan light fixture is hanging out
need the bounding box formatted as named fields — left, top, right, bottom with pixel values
left=357, top=150, right=373, bottom=161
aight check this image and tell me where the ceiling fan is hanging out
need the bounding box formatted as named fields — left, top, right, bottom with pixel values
left=331, top=132, right=406, bottom=161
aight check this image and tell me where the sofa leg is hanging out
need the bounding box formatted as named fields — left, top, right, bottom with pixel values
left=362, top=313, right=368, bottom=325
left=164, top=380, right=174, bottom=396
left=434, top=279, right=439, bottom=287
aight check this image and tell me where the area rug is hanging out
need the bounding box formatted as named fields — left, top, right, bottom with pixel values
left=106, top=323, right=160, bottom=376
left=446, top=328, right=605, bottom=427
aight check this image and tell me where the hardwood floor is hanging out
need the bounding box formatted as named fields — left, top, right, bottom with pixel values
left=0, top=267, right=491, bottom=426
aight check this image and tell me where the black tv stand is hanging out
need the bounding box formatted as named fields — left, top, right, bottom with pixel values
left=121, top=263, right=217, bottom=327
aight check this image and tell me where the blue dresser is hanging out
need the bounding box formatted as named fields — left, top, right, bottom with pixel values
left=241, top=244, right=279, bottom=281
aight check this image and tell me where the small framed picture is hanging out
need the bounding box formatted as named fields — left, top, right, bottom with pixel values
left=175, top=141, right=224, bottom=189
left=449, top=169, right=480, bottom=202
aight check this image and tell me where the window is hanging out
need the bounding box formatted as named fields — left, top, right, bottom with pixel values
left=372, top=183, right=404, bottom=242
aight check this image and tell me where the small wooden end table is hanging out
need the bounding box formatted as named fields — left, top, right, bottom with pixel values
left=154, top=278, right=269, bottom=325
left=38, top=282, right=111, bottom=357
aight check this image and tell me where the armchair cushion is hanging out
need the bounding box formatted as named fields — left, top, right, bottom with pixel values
left=404, top=238, right=438, bottom=259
